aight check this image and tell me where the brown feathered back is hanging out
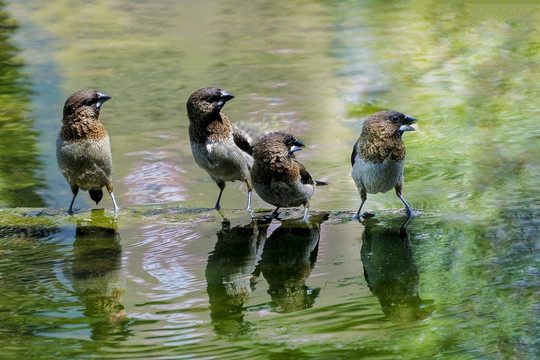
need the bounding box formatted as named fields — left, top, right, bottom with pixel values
left=252, top=132, right=301, bottom=184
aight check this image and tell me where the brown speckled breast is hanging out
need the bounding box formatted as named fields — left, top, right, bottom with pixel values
left=252, top=153, right=300, bottom=184
left=59, top=119, right=108, bottom=142
left=357, top=135, right=406, bottom=163
left=189, top=112, right=232, bottom=144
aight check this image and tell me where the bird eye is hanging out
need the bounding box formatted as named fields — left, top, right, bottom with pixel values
left=391, top=114, right=401, bottom=122
left=208, top=95, right=220, bottom=103
left=84, top=98, right=95, bottom=106
left=285, top=136, right=295, bottom=146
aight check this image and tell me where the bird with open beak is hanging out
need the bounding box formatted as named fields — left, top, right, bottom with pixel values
left=56, top=89, right=118, bottom=214
left=187, top=87, right=254, bottom=210
left=251, top=131, right=326, bottom=222
left=351, top=110, right=418, bottom=223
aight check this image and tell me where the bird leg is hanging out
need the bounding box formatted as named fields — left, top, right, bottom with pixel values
left=68, top=184, right=79, bottom=215
left=395, top=184, right=413, bottom=221
left=302, top=202, right=310, bottom=222
left=271, top=207, right=281, bottom=219
left=106, top=182, right=119, bottom=214
left=246, top=178, right=253, bottom=211
left=214, top=181, right=226, bottom=210
left=354, top=188, right=367, bottom=220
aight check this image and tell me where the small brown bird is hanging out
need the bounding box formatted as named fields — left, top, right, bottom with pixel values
left=251, top=132, right=324, bottom=222
left=351, top=110, right=418, bottom=222
left=187, top=87, right=254, bottom=210
left=56, top=89, right=119, bottom=214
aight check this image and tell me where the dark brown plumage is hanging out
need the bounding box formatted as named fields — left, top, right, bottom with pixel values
left=351, top=110, right=418, bottom=223
left=56, top=89, right=118, bottom=214
left=251, top=132, right=321, bottom=221
left=187, top=87, right=254, bottom=210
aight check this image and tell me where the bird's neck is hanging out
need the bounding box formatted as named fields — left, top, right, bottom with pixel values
left=60, top=117, right=107, bottom=142
left=253, top=153, right=297, bottom=183
left=359, top=132, right=406, bottom=163
left=189, top=112, right=232, bottom=143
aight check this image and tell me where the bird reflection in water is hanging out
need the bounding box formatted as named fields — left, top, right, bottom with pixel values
left=260, top=213, right=328, bottom=313
left=360, top=218, right=435, bottom=322
left=71, top=210, right=129, bottom=340
left=205, top=218, right=268, bottom=337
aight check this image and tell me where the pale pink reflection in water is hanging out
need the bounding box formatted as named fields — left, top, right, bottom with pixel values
left=123, top=222, right=210, bottom=345
left=123, top=155, right=188, bottom=205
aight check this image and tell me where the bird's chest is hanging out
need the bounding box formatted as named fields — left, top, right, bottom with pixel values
left=352, top=157, right=404, bottom=194
left=191, top=137, right=252, bottom=180
left=254, top=177, right=314, bottom=208
left=56, top=136, right=113, bottom=189
left=192, top=136, right=236, bottom=167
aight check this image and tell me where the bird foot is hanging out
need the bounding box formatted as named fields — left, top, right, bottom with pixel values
left=353, top=212, right=374, bottom=221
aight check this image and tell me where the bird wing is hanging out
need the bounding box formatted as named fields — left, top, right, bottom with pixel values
left=296, top=161, right=315, bottom=185
left=351, top=142, right=358, bottom=166
left=232, top=125, right=253, bottom=155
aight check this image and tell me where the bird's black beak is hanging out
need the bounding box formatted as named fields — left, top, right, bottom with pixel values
left=96, top=92, right=112, bottom=109
left=399, top=114, right=418, bottom=132
left=290, top=138, right=305, bottom=154
left=217, top=90, right=235, bottom=109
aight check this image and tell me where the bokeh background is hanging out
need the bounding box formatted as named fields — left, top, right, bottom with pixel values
left=1, top=1, right=539, bottom=358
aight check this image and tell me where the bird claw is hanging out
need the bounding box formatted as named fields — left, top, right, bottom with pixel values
left=353, top=212, right=374, bottom=221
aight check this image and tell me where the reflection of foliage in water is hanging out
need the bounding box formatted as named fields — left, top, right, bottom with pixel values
left=0, top=2, right=44, bottom=207
left=1, top=0, right=538, bottom=358
left=339, top=3, right=540, bottom=357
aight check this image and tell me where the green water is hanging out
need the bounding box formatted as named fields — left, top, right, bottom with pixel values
left=0, top=0, right=539, bottom=358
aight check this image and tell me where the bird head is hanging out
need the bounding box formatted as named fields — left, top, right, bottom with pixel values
left=186, top=87, right=234, bottom=122
left=253, top=131, right=306, bottom=161
left=62, top=89, right=111, bottom=122
left=287, top=137, right=306, bottom=155
left=362, top=111, right=418, bottom=138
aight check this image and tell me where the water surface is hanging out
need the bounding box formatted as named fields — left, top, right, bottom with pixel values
left=1, top=0, right=539, bottom=358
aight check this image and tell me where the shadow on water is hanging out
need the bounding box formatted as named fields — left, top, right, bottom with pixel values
left=0, top=221, right=64, bottom=357
left=205, top=214, right=328, bottom=337
left=360, top=217, right=435, bottom=322
left=0, top=2, right=45, bottom=208
left=71, top=210, right=130, bottom=341
left=205, top=218, right=268, bottom=337
left=260, top=214, right=328, bottom=313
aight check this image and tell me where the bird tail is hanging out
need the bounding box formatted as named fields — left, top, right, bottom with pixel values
left=89, top=189, right=104, bottom=205
left=315, top=180, right=329, bottom=186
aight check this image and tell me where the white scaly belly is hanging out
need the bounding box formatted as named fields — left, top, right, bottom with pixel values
left=351, top=157, right=404, bottom=194
left=56, top=135, right=113, bottom=191
left=253, top=177, right=314, bottom=208
left=191, top=136, right=253, bottom=182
